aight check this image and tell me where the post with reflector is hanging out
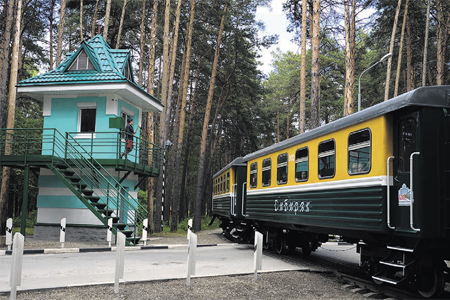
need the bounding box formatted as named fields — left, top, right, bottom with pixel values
left=6, top=218, right=12, bottom=251
left=60, top=218, right=66, bottom=248
left=107, top=218, right=113, bottom=247
left=114, top=232, right=126, bottom=294
left=186, top=230, right=197, bottom=286
left=142, top=218, right=148, bottom=246
left=254, top=231, right=263, bottom=281
left=9, top=232, right=24, bottom=300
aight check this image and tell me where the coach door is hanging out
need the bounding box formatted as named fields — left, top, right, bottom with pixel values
left=390, top=111, right=421, bottom=233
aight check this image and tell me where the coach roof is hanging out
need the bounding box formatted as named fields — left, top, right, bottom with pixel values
left=213, top=157, right=246, bottom=178
left=243, top=86, right=450, bottom=162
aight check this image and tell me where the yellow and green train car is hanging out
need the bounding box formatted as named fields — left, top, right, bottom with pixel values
left=212, top=86, right=450, bottom=298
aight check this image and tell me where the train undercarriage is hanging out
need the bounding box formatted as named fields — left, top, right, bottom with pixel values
left=219, top=217, right=449, bottom=298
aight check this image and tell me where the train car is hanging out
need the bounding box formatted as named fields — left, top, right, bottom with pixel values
left=212, top=157, right=248, bottom=238
left=212, top=86, right=450, bottom=298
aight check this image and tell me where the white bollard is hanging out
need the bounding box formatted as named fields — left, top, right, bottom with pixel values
left=114, top=232, right=126, bottom=294
left=9, top=232, right=24, bottom=300
left=187, top=219, right=193, bottom=240
left=60, top=218, right=66, bottom=248
left=107, top=218, right=113, bottom=247
left=186, top=230, right=197, bottom=286
left=6, top=218, right=12, bottom=251
left=142, top=218, right=148, bottom=246
left=253, top=231, right=263, bottom=281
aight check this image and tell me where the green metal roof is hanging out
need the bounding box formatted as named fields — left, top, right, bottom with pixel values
left=18, top=35, right=161, bottom=108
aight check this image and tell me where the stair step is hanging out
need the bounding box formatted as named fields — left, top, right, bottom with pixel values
left=80, top=189, right=93, bottom=196
left=62, top=170, right=75, bottom=176
left=111, top=216, right=120, bottom=223
left=85, top=195, right=100, bottom=203
left=126, top=236, right=141, bottom=245
left=120, top=230, right=133, bottom=237
left=113, top=223, right=127, bottom=230
left=97, top=209, right=114, bottom=216
left=372, top=275, right=403, bottom=285
left=91, top=202, right=107, bottom=210
left=380, top=260, right=407, bottom=269
left=387, top=245, right=415, bottom=252
left=65, top=175, right=81, bottom=182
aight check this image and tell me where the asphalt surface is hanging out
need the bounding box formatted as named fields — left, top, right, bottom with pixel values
left=0, top=243, right=326, bottom=293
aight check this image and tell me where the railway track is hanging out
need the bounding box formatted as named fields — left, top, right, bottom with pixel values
left=258, top=244, right=450, bottom=299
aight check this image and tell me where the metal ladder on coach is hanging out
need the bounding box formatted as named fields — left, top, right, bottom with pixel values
left=372, top=241, right=418, bottom=285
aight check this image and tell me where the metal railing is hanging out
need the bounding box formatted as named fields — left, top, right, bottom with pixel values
left=0, top=128, right=162, bottom=243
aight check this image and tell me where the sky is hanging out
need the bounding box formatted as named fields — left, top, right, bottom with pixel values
left=255, top=0, right=299, bottom=75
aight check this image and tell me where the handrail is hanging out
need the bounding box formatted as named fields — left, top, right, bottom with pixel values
left=231, top=183, right=236, bottom=216
left=386, top=156, right=395, bottom=229
left=0, top=128, right=162, bottom=242
left=410, top=152, right=421, bottom=232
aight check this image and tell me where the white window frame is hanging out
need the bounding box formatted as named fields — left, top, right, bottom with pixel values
left=76, top=102, right=97, bottom=139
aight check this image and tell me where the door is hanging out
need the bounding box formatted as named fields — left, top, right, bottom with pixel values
left=390, top=110, right=421, bottom=233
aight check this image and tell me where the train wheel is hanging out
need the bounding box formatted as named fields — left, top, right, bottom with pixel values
left=275, top=234, right=285, bottom=255
left=417, top=267, right=444, bottom=298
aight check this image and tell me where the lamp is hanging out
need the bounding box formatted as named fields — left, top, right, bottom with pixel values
left=358, top=53, right=392, bottom=112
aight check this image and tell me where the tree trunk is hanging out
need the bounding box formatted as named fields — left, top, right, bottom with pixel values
left=405, top=15, right=414, bottom=91
left=172, top=0, right=196, bottom=228
left=49, top=0, right=56, bottom=70
left=155, top=0, right=172, bottom=232
left=0, top=0, right=22, bottom=236
left=56, top=0, right=66, bottom=65
left=384, top=0, right=402, bottom=101
left=103, top=0, right=111, bottom=41
left=80, top=0, right=84, bottom=42
left=0, top=0, right=15, bottom=129
left=180, top=55, right=201, bottom=222
left=115, top=0, right=128, bottom=49
left=146, top=0, right=158, bottom=233
left=138, top=0, right=147, bottom=86
left=421, top=0, right=431, bottom=86
left=299, top=0, right=307, bottom=133
left=435, top=0, right=444, bottom=85
left=164, top=0, right=183, bottom=229
left=193, top=4, right=227, bottom=232
left=343, top=0, right=355, bottom=116
left=309, top=0, right=320, bottom=129
left=90, top=0, right=100, bottom=38
left=394, top=0, right=408, bottom=97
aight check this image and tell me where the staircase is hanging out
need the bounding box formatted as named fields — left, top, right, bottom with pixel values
left=0, top=128, right=150, bottom=246
left=372, top=240, right=418, bottom=285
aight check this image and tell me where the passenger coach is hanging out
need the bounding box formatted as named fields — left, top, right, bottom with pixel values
left=212, top=86, right=450, bottom=298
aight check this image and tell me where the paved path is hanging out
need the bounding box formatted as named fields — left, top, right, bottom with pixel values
left=0, top=244, right=322, bottom=293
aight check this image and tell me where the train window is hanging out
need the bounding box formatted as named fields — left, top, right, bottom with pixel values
left=277, top=153, right=288, bottom=185
left=250, top=162, right=258, bottom=188
left=295, top=147, right=309, bottom=182
left=348, top=129, right=371, bottom=175
left=227, top=172, right=230, bottom=192
left=318, top=140, right=335, bottom=179
left=398, top=116, right=417, bottom=173
left=262, top=158, right=271, bottom=186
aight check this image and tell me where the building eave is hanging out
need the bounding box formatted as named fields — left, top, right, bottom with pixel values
left=17, top=82, right=163, bottom=113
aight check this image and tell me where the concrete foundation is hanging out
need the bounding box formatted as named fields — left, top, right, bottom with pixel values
left=33, top=225, right=108, bottom=242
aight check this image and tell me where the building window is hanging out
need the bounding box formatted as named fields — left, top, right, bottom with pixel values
left=250, top=162, right=258, bottom=188
left=295, top=147, right=308, bottom=182
left=68, top=50, right=95, bottom=71
left=277, top=153, right=288, bottom=185
left=318, top=139, right=335, bottom=179
left=262, top=158, right=271, bottom=187
left=348, top=129, right=371, bottom=175
left=78, top=103, right=97, bottom=133
left=124, top=62, right=133, bottom=81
